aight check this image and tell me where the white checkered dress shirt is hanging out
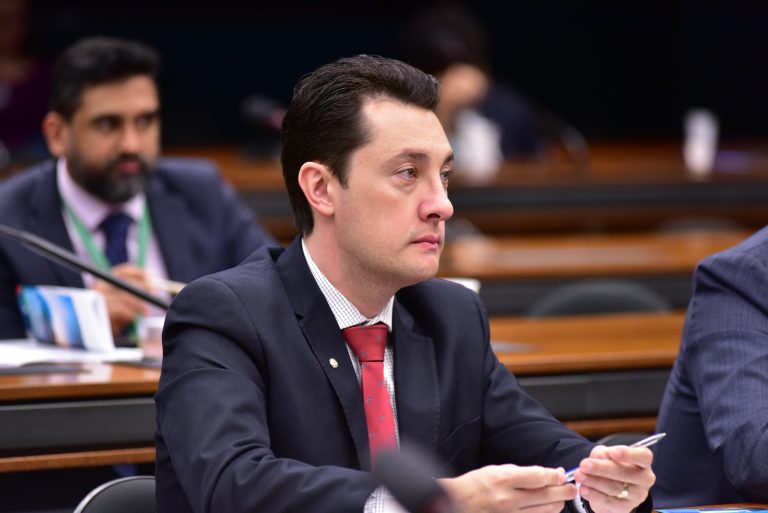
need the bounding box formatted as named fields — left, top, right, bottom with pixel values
left=301, top=240, right=407, bottom=513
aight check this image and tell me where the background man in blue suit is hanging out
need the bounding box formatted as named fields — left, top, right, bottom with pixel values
left=654, top=227, right=768, bottom=506
left=156, top=55, right=656, bottom=513
left=0, top=37, right=276, bottom=340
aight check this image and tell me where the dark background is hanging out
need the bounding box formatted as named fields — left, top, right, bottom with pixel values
left=23, top=1, right=768, bottom=146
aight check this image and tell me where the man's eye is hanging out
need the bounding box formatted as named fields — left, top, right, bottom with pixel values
left=136, top=113, right=158, bottom=130
left=441, top=170, right=453, bottom=184
left=95, top=118, right=119, bottom=132
left=400, top=168, right=417, bottom=179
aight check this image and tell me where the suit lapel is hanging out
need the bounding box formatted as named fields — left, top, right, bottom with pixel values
left=27, top=162, right=83, bottom=287
left=275, top=240, right=442, bottom=467
left=147, top=178, right=194, bottom=282
left=391, top=301, right=441, bottom=452
left=277, top=239, right=371, bottom=469
left=299, top=303, right=372, bottom=468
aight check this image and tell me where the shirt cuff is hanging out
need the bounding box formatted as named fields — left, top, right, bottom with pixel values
left=364, top=485, right=410, bottom=513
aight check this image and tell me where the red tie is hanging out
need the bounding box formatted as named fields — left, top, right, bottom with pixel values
left=342, top=323, right=397, bottom=465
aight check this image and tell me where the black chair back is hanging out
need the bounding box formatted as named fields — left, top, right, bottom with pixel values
left=73, top=476, right=155, bottom=513
left=526, top=279, right=672, bottom=317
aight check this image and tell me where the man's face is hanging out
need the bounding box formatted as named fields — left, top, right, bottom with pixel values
left=48, top=75, right=161, bottom=203
left=331, top=98, right=454, bottom=291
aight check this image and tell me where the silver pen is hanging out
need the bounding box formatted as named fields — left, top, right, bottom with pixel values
left=564, top=432, right=666, bottom=482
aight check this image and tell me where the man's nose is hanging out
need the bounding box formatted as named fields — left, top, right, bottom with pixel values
left=420, top=179, right=454, bottom=222
left=119, top=126, right=141, bottom=153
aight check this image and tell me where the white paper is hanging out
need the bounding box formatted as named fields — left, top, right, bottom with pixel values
left=0, top=339, right=143, bottom=367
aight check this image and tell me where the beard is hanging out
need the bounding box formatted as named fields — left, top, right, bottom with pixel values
left=67, top=152, right=153, bottom=204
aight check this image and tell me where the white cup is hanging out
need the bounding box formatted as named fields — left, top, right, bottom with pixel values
left=138, top=315, right=165, bottom=359
left=684, top=109, right=719, bottom=180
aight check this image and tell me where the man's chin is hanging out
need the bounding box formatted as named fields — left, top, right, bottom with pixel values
left=399, top=262, right=441, bottom=288
left=99, top=174, right=150, bottom=203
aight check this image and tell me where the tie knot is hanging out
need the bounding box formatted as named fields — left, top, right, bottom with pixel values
left=342, top=323, right=388, bottom=362
left=99, top=212, right=132, bottom=266
left=99, top=211, right=132, bottom=235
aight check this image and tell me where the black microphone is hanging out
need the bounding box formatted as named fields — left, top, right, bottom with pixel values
left=240, top=94, right=286, bottom=158
left=534, top=108, right=589, bottom=169
left=502, top=86, right=589, bottom=169
left=0, top=223, right=170, bottom=310
left=374, top=449, right=459, bottom=513
left=241, top=94, right=286, bottom=133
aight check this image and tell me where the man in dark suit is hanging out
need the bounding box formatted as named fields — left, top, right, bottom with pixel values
left=654, top=227, right=768, bottom=506
left=0, top=37, right=275, bottom=340
left=155, top=55, right=656, bottom=513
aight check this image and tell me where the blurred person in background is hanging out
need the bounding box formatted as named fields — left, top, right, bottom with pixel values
left=0, top=36, right=276, bottom=343
left=399, top=5, right=586, bottom=180
left=0, top=0, right=51, bottom=169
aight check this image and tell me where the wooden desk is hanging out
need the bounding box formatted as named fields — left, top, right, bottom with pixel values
left=492, top=311, right=683, bottom=437
left=167, top=142, right=768, bottom=240
left=440, top=230, right=748, bottom=314
left=0, top=311, right=683, bottom=471
left=0, top=362, right=159, bottom=401
left=441, top=230, right=749, bottom=280
left=450, top=142, right=768, bottom=235
left=492, top=311, right=683, bottom=375
left=0, top=363, right=159, bottom=472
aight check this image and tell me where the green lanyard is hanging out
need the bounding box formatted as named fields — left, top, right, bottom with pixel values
left=63, top=201, right=153, bottom=345
left=63, top=201, right=152, bottom=272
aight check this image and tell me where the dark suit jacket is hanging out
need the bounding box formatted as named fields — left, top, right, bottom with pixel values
left=654, top=225, right=768, bottom=506
left=155, top=238, right=597, bottom=513
left=0, top=158, right=276, bottom=339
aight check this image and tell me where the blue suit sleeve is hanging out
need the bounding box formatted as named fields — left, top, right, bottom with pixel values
left=684, top=250, right=768, bottom=499
left=215, top=178, right=278, bottom=264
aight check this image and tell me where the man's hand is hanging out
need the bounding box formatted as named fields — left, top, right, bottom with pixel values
left=91, top=263, right=150, bottom=335
left=572, top=445, right=656, bottom=513
left=439, top=464, right=576, bottom=513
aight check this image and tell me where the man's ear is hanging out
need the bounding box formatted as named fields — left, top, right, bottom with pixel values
left=41, top=112, right=69, bottom=157
left=298, top=162, right=336, bottom=219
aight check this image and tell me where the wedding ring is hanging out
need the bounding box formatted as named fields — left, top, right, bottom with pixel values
left=616, top=482, right=630, bottom=499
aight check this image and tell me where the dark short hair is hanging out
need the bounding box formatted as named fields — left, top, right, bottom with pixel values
left=281, top=54, right=440, bottom=236
left=50, top=37, right=160, bottom=120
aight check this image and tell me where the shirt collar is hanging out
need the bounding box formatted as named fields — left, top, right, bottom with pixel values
left=57, top=158, right=146, bottom=231
left=301, top=238, right=393, bottom=331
